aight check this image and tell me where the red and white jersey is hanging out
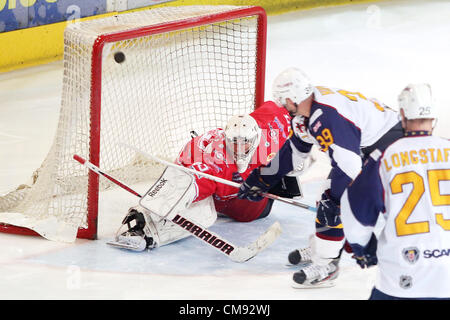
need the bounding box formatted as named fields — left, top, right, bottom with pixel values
left=176, top=101, right=292, bottom=203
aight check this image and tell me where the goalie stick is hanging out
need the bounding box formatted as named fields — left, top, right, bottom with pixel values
left=73, top=154, right=281, bottom=263
left=118, top=142, right=317, bottom=213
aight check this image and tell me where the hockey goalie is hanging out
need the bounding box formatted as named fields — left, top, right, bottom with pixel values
left=111, top=101, right=314, bottom=252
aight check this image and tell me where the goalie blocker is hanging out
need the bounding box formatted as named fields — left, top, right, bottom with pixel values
left=214, top=175, right=302, bottom=223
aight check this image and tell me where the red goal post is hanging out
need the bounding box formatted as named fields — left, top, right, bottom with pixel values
left=0, top=5, right=267, bottom=242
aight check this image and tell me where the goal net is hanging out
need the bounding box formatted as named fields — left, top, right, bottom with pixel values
left=0, top=5, right=267, bottom=242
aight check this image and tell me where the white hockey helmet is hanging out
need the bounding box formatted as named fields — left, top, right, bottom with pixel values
left=224, top=114, right=262, bottom=173
left=398, top=83, right=436, bottom=119
left=272, top=67, right=313, bottom=108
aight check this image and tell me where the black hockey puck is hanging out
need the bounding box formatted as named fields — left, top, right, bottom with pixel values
left=114, top=51, right=125, bottom=63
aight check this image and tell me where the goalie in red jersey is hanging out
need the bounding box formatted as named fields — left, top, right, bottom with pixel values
left=111, top=101, right=314, bottom=251
left=177, top=101, right=303, bottom=222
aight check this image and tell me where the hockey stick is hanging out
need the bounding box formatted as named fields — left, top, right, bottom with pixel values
left=118, top=142, right=317, bottom=213
left=73, top=155, right=141, bottom=198
left=73, top=154, right=281, bottom=263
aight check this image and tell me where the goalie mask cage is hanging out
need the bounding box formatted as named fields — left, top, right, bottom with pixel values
left=0, top=5, right=267, bottom=242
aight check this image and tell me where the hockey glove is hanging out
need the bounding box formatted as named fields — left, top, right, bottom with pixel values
left=268, top=176, right=302, bottom=199
left=237, top=168, right=271, bottom=202
left=316, top=190, right=341, bottom=227
left=350, top=233, right=378, bottom=269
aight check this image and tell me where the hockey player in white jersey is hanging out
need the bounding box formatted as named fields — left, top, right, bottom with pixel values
left=237, top=67, right=404, bottom=287
left=340, top=83, right=450, bottom=299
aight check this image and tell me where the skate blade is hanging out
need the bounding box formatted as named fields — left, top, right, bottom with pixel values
left=291, top=280, right=336, bottom=289
left=106, top=240, right=145, bottom=251
left=285, top=261, right=311, bottom=268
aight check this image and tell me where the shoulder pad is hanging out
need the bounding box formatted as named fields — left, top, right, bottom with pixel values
left=292, top=116, right=316, bottom=145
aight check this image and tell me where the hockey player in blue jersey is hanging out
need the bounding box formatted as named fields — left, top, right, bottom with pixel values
left=340, top=83, right=450, bottom=299
left=237, top=67, right=403, bottom=287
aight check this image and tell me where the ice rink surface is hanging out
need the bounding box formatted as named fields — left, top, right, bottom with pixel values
left=0, top=0, right=449, bottom=301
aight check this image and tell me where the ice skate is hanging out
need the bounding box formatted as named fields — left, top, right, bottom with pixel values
left=107, top=209, right=155, bottom=251
left=287, top=246, right=313, bottom=266
left=292, top=258, right=340, bottom=288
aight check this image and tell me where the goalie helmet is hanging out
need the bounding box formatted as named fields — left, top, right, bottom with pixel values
left=398, top=83, right=436, bottom=119
left=224, top=114, right=262, bottom=173
left=272, top=67, right=313, bottom=108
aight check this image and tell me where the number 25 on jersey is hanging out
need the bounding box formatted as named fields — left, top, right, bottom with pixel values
left=391, top=169, right=450, bottom=236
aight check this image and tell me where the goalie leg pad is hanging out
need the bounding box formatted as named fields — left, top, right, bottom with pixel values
left=109, top=196, right=217, bottom=251
left=139, top=166, right=197, bottom=220
left=155, top=196, right=217, bottom=247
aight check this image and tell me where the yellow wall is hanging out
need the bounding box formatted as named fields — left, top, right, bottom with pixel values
left=149, top=0, right=386, bottom=15
left=0, top=0, right=385, bottom=73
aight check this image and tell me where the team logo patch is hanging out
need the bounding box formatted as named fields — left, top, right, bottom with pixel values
left=267, top=153, right=276, bottom=162
left=402, top=247, right=420, bottom=264
left=215, top=151, right=224, bottom=160
left=312, top=121, right=322, bottom=133
left=268, top=124, right=279, bottom=143
left=295, top=122, right=306, bottom=134
left=399, top=275, right=413, bottom=289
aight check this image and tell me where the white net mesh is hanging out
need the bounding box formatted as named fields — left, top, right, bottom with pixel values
left=0, top=5, right=264, bottom=242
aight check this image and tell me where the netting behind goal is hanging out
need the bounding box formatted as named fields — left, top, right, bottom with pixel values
left=0, top=5, right=267, bottom=242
